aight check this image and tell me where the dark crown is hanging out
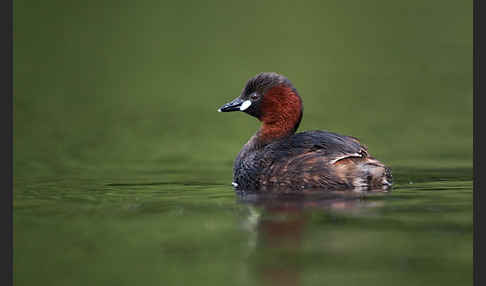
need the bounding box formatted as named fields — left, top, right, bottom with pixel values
left=242, top=72, right=296, bottom=96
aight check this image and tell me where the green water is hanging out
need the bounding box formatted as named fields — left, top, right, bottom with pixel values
left=14, top=0, right=472, bottom=285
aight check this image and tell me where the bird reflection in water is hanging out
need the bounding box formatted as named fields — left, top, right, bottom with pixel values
left=237, top=188, right=389, bottom=286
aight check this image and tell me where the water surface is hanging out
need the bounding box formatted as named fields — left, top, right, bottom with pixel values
left=14, top=167, right=472, bottom=286
left=14, top=0, right=472, bottom=285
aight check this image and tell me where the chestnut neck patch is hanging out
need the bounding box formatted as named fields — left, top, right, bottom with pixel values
left=257, top=85, right=303, bottom=144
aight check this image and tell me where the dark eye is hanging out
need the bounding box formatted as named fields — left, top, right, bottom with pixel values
left=250, top=93, right=259, bottom=100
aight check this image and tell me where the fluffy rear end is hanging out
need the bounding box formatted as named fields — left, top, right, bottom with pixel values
left=334, top=157, right=392, bottom=190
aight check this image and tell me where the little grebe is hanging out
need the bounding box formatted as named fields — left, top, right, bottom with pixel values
left=218, top=72, right=392, bottom=193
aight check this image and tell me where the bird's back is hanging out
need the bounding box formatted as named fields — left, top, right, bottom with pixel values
left=233, top=130, right=392, bottom=192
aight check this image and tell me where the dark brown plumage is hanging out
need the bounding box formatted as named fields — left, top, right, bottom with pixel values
left=218, top=72, right=392, bottom=193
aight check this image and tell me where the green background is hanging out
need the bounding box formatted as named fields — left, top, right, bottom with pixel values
left=14, top=1, right=472, bottom=286
left=14, top=0, right=472, bottom=177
